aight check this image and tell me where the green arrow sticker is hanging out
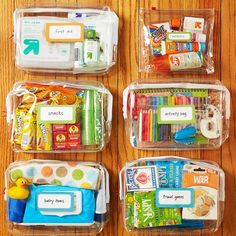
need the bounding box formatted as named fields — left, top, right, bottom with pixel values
left=23, top=39, right=39, bottom=55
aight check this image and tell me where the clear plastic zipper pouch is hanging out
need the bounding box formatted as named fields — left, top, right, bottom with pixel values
left=7, top=80, right=112, bottom=152
left=119, top=156, right=225, bottom=234
left=123, top=80, right=230, bottom=150
left=139, top=9, right=215, bottom=74
left=5, top=159, right=110, bottom=235
left=14, top=7, right=118, bottom=74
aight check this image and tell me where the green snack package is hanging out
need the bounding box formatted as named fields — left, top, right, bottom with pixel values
left=125, top=193, right=134, bottom=227
left=133, top=191, right=182, bottom=228
left=155, top=208, right=182, bottom=226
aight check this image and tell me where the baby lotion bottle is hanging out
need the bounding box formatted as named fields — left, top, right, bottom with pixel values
left=84, top=29, right=100, bottom=65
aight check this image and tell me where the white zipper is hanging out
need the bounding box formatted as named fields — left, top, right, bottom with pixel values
left=123, top=82, right=230, bottom=119
left=5, top=160, right=110, bottom=205
left=119, top=156, right=225, bottom=201
left=7, top=81, right=113, bottom=123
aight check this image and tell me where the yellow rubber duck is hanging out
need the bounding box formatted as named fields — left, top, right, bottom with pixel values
left=8, top=177, right=32, bottom=200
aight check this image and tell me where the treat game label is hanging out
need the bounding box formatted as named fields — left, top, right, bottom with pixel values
left=37, top=192, right=74, bottom=211
left=156, top=188, right=194, bottom=208
left=157, top=105, right=196, bottom=124
left=126, top=166, right=159, bottom=191
left=37, top=105, right=77, bottom=124
left=45, top=23, right=84, bottom=42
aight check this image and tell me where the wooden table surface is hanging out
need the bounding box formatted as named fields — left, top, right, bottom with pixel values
left=0, top=0, right=235, bottom=235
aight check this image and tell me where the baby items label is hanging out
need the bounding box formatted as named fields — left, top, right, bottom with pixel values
left=156, top=188, right=194, bottom=208
left=37, top=105, right=77, bottom=124
left=37, top=191, right=82, bottom=216
left=126, top=166, right=159, bottom=191
left=158, top=105, right=196, bottom=124
left=37, top=192, right=74, bottom=211
left=45, top=23, right=84, bottom=42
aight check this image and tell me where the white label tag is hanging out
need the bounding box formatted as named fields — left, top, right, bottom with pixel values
left=37, top=192, right=73, bottom=210
left=156, top=188, right=194, bottom=208
left=167, top=32, right=192, bottom=41
left=37, top=105, right=76, bottom=124
left=38, top=191, right=82, bottom=217
left=45, top=23, right=84, bottom=42
left=158, top=105, right=195, bottom=124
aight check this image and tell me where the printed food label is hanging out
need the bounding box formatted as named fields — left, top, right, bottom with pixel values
left=45, top=23, right=84, bottom=42
left=169, top=52, right=202, bottom=71
left=157, top=105, right=196, bottom=124
left=37, top=105, right=77, bottom=124
left=37, top=191, right=82, bottom=217
left=156, top=188, right=194, bottom=208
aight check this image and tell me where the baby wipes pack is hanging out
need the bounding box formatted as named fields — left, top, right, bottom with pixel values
left=123, top=80, right=230, bottom=149
left=5, top=160, right=110, bottom=235
left=14, top=7, right=118, bottom=74
left=119, top=156, right=225, bottom=234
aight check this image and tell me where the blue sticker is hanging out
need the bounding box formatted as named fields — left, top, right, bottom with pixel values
left=155, top=188, right=194, bottom=208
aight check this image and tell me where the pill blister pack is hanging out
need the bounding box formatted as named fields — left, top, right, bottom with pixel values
left=139, top=9, right=214, bottom=73
left=7, top=81, right=112, bottom=152
left=123, top=81, right=230, bottom=149
left=14, top=7, right=118, bottom=74
left=119, top=156, right=225, bottom=234
left=5, top=160, right=109, bottom=234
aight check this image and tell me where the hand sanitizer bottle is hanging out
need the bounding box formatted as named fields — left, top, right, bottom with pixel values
left=84, top=29, right=100, bottom=65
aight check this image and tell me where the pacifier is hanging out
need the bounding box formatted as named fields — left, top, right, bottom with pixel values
left=200, top=105, right=222, bottom=139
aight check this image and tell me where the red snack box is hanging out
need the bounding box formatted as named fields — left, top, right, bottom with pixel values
left=53, top=131, right=68, bottom=150
left=53, top=124, right=67, bottom=132
left=67, top=124, right=81, bottom=142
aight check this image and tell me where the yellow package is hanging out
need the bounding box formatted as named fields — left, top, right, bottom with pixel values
left=20, top=113, right=36, bottom=151
left=36, top=122, right=52, bottom=151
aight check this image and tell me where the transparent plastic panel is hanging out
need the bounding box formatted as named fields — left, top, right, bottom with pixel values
left=119, top=156, right=225, bottom=234
left=5, top=160, right=110, bottom=235
left=139, top=9, right=214, bottom=74
left=123, top=80, right=230, bottom=150
left=14, top=7, right=118, bottom=74
left=7, top=80, right=113, bottom=152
